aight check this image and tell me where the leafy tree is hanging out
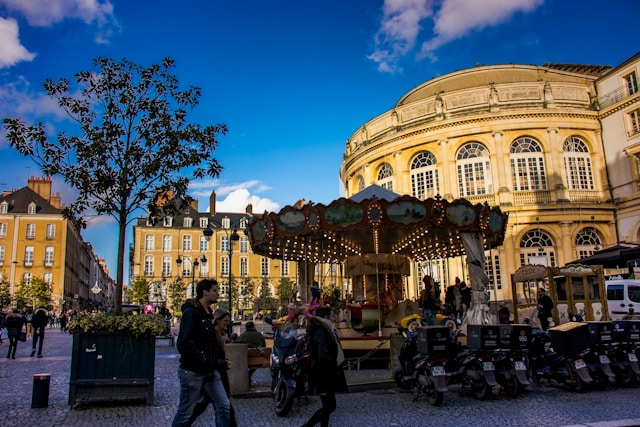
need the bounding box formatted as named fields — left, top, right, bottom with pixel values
left=168, top=276, right=186, bottom=314
left=239, top=278, right=254, bottom=311
left=3, top=57, right=227, bottom=312
left=128, top=277, right=150, bottom=306
left=276, top=277, right=297, bottom=308
left=0, top=277, right=11, bottom=309
left=14, top=277, right=52, bottom=309
left=257, top=278, right=277, bottom=314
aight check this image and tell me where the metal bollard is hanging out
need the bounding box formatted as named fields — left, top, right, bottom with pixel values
left=31, top=373, right=51, bottom=408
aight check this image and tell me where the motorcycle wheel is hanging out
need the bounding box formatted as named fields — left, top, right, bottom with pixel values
left=274, top=380, right=296, bottom=416
left=592, top=371, right=609, bottom=391
left=502, top=375, right=521, bottom=398
left=571, top=376, right=588, bottom=393
left=472, top=380, right=492, bottom=400
left=394, top=370, right=413, bottom=390
left=614, top=365, right=636, bottom=387
left=424, top=384, right=444, bottom=407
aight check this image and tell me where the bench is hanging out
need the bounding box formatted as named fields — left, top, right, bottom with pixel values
left=156, top=333, right=175, bottom=347
left=247, top=347, right=272, bottom=369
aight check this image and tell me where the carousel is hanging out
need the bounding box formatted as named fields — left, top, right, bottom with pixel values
left=247, top=185, right=509, bottom=350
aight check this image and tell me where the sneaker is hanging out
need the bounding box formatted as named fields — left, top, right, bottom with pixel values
left=30, top=350, right=35, bottom=357
left=37, top=354, right=42, bottom=358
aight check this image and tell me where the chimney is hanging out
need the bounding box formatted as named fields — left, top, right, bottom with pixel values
left=190, top=199, right=199, bottom=212
left=246, top=203, right=253, bottom=215
left=209, top=191, right=216, bottom=215
left=28, top=176, right=52, bottom=200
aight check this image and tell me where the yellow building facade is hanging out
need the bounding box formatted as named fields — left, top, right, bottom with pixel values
left=340, top=63, right=617, bottom=302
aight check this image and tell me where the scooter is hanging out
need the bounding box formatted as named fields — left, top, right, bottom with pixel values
left=492, top=348, right=530, bottom=397
left=528, top=329, right=593, bottom=392
left=394, top=326, right=449, bottom=406
left=265, top=318, right=311, bottom=416
left=583, top=343, right=615, bottom=390
left=446, top=340, right=498, bottom=400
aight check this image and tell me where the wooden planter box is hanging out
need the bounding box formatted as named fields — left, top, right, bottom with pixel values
left=68, top=332, right=156, bottom=407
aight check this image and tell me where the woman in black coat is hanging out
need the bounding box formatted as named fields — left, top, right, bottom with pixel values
left=302, top=306, right=345, bottom=427
left=6, top=309, right=25, bottom=359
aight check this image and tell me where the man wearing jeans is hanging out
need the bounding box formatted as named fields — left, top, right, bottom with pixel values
left=172, top=279, right=231, bottom=427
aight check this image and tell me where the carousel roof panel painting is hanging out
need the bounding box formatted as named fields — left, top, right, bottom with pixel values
left=247, top=187, right=508, bottom=264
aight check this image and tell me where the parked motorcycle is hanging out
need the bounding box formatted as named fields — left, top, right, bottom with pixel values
left=447, top=344, right=498, bottom=400
left=394, top=325, right=449, bottom=406
left=265, top=318, right=311, bottom=416
left=529, top=328, right=593, bottom=392
left=492, top=348, right=529, bottom=397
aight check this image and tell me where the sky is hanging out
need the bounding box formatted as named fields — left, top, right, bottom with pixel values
left=0, top=0, right=638, bottom=281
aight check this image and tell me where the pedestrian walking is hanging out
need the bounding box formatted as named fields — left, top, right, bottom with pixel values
left=59, top=311, right=67, bottom=331
left=6, top=309, right=25, bottom=359
left=537, top=288, right=554, bottom=330
left=172, top=279, right=231, bottom=427
left=301, top=306, right=346, bottom=427
left=30, top=306, right=48, bottom=357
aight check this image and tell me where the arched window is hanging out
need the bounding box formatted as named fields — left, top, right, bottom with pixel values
left=377, top=162, right=394, bottom=191
left=456, top=142, right=492, bottom=196
left=410, top=151, right=439, bottom=199
left=510, top=137, right=547, bottom=191
left=519, top=229, right=556, bottom=267
left=576, top=227, right=602, bottom=259
left=563, top=136, right=594, bottom=190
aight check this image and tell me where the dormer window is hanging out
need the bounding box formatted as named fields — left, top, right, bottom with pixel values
left=200, top=217, right=209, bottom=228
left=222, top=217, right=230, bottom=229
left=240, top=218, right=247, bottom=229
left=163, top=216, right=173, bottom=227
left=0, top=201, right=8, bottom=214
left=27, top=202, right=37, bottom=214
left=147, top=216, right=155, bottom=227
left=183, top=217, right=193, bottom=228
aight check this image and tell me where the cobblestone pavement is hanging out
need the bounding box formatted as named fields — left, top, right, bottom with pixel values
left=1, top=328, right=640, bottom=427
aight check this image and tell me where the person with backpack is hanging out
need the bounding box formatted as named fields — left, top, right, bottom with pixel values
left=301, top=306, right=346, bottom=427
left=30, top=306, right=48, bottom=358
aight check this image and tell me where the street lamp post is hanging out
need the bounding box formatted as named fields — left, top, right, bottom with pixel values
left=203, top=220, right=239, bottom=316
left=176, top=254, right=207, bottom=299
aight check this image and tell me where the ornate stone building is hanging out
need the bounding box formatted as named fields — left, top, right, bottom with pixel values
left=340, top=63, right=618, bottom=302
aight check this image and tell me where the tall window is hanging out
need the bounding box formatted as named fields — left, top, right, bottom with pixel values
left=24, top=246, right=34, bottom=266
left=162, top=256, right=172, bottom=277
left=377, top=163, right=394, bottom=190
left=282, top=260, right=289, bottom=276
left=625, top=71, right=639, bottom=95
left=163, top=235, right=171, bottom=251
left=456, top=142, right=492, bottom=196
left=43, top=273, right=52, bottom=284
left=145, top=235, right=154, bottom=251
left=44, top=247, right=54, bottom=267
left=221, top=257, right=229, bottom=277
left=629, top=108, right=640, bottom=136
left=26, top=223, right=36, bottom=239
left=221, top=235, right=229, bottom=253
left=0, top=246, right=4, bottom=265
left=199, top=236, right=208, bottom=252
left=261, top=257, right=269, bottom=276
left=410, top=151, right=439, bottom=199
left=46, top=224, right=56, bottom=239
left=240, top=257, right=248, bottom=277
left=484, top=251, right=502, bottom=291
left=182, top=235, right=192, bottom=252
left=519, top=230, right=556, bottom=267
left=576, top=227, right=601, bottom=259
left=144, top=255, right=154, bottom=276
left=0, top=201, right=7, bottom=214
left=510, top=137, right=547, bottom=191
left=563, top=136, right=594, bottom=190
left=23, top=272, right=32, bottom=285
left=182, top=257, right=193, bottom=278
left=240, top=236, right=249, bottom=253
left=0, top=223, right=6, bottom=238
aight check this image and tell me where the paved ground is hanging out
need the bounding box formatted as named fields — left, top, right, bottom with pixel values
left=1, top=328, right=640, bottom=427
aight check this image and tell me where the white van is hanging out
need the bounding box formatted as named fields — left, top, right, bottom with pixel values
left=606, top=279, right=640, bottom=319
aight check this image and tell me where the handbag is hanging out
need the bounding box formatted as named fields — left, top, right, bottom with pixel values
left=19, top=331, right=26, bottom=342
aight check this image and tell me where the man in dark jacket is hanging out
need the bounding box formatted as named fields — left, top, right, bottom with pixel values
left=6, top=309, right=25, bottom=359
left=30, top=306, right=48, bottom=357
left=172, top=279, right=231, bottom=427
left=537, top=288, right=554, bottom=330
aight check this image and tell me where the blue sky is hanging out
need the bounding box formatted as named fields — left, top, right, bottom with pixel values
left=0, top=0, right=638, bottom=280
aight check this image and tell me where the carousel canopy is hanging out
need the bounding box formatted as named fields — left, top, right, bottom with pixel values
left=247, top=186, right=509, bottom=265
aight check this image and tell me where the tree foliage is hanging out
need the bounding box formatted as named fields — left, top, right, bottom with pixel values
left=168, top=277, right=186, bottom=314
left=3, top=57, right=227, bottom=312
left=257, top=277, right=277, bottom=313
left=276, top=277, right=297, bottom=308
left=14, top=277, right=53, bottom=309
left=128, top=276, right=150, bottom=306
left=0, top=278, right=11, bottom=309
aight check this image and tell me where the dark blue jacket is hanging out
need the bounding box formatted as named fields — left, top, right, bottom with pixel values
left=176, top=299, right=226, bottom=374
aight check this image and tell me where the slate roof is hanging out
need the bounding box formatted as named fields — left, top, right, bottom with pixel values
left=0, top=186, right=62, bottom=215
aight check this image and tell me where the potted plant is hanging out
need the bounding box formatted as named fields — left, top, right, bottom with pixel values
left=67, top=312, right=167, bottom=407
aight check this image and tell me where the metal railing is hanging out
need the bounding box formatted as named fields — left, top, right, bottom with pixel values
left=599, top=85, right=637, bottom=109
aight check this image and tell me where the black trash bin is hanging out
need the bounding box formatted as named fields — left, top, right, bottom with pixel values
left=32, top=373, right=50, bottom=408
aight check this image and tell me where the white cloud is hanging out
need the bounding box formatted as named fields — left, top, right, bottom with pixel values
left=368, top=0, right=434, bottom=73
left=0, top=17, right=35, bottom=68
left=189, top=178, right=280, bottom=214
left=419, top=0, right=544, bottom=59
left=369, top=0, right=544, bottom=72
left=0, top=0, right=114, bottom=27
